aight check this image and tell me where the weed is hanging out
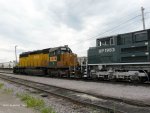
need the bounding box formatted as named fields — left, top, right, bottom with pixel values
left=19, top=93, right=45, bottom=109
left=0, top=83, right=4, bottom=89
left=41, top=107, right=56, bottom=113
left=4, top=88, right=13, bottom=94
left=18, top=93, right=56, bottom=113
left=18, top=93, right=31, bottom=101
left=26, top=97, right=45, bottom=108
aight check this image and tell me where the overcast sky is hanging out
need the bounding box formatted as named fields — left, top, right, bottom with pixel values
left=0, top=0, right=150, bottom=63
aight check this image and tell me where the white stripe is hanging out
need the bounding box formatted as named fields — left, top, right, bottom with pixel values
left=88, top=62, right=150, bottom=66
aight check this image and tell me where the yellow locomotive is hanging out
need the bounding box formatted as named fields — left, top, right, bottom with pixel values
left=14, top=45, right=79, bottom=77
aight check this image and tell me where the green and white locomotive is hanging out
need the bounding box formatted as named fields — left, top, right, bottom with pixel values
left=87, top=29, right=150, bottom=83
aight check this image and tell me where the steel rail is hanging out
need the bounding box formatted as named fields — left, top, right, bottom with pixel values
left=0, top=73, right=127, bottom=113
left=0, top=71, right=150, bottom=87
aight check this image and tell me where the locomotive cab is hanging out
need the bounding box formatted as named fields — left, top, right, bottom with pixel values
left=49, top=45, right=78, bottom=68
left=47, top=45, right=79, bottom=77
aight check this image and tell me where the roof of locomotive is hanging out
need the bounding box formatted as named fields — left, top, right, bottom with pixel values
left=96, top=29, right=149, bottom=41
left=88, top=29, right=150, bottom=50
left=19, top=45, right=71, bottom=57
left=49, top=45, right=71, bottom=52
left=20, top=48, right=51, bottom=57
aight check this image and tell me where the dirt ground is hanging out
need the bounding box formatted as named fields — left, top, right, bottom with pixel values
left=0, top=90, right=37, bottom=113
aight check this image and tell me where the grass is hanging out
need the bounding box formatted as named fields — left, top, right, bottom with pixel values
left=0, top=82, right=13, bottom=94
left=0, top=83, right=4, bottom=89
left=3, top=88, right=13, bottom=94
left=41, top=107, right=56, bottom=113
left=18, top=93, right=56, bottom=113
left=0, top=83, right=13, bottom=94
left=18, top=93, right=45, bottom=108
left=26, top=97, right=44, bottom=109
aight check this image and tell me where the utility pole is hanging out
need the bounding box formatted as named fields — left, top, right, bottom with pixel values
left=141, top=7, right=146, bottom=30
left=15, top=45, right=17, bottom=65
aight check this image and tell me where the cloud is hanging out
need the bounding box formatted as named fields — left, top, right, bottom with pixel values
left=0, top=0, right=150, bottom=62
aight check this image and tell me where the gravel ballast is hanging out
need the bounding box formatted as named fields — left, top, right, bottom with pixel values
left=2, top=73, right=150, bottom=105
left=0, top=79, right=104, bottom=113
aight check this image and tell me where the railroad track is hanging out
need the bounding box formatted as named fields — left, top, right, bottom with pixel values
left=0, top=73, right=126, bottom=113
left=1, top=73, right=150, bottom=113
left=0, top=70, right=150, bottom=87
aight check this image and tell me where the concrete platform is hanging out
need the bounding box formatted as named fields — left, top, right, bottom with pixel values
left=0, top=90, right=37, bottom=113
left=2, top=73, right=150, bottom=106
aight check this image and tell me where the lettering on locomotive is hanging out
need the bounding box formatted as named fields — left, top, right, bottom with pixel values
left=99, top=48, right=115, bottom=53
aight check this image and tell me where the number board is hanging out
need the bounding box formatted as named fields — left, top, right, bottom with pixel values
left=99, top=48, right=115, bottom=54
left=49, top=56, right=57, bottom=61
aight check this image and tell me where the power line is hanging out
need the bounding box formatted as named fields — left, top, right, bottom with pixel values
left=49, top=10, right=143, bottom=46
left=71, top=14, right=141, bottom=47
left=102, top=11, right=150, bottom=35
left=145, top=15, right=150, bottom=21
left=145, top=12, right=150, bottom=14
left=75, top=17, right=148, bottom=54
left=78, top=15, right=150, bottom=53
left=71, top=10, right=150, bottom=48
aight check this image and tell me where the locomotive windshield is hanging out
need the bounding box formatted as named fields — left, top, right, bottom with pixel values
left=60, top=47, right=72, bottom=54
left=133, top=31, right=148, bottom=42
left=97, top=37, right=115, bottom=47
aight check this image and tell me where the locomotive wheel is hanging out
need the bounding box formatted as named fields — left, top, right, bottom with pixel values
left=130, top=77, right=141, bottom=84
left=91, top=74, right=98, bottom=81
left=131, top=79, right=140, bottom=84
left=110, top=78, right=117, bottom=82
left=134, top=77, right=147, bottom=83
left=108, top=74, right=116, bottom=82
left=130, top=74, right=141, bottom=83
left=93, top=77, right=98, bottom=81
left=140, top=77, right=147, bottom=83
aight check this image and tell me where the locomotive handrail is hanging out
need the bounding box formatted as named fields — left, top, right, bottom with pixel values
left=143, top=70, right=149, bottom=81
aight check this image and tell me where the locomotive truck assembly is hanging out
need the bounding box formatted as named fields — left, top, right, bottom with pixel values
left=13, top=28, right=150, bottom=83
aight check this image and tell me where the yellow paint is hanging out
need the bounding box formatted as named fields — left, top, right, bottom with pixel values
left=57, top=53, right=78, bottom=67
left=18, top=53, right=49, bottom=67
left=18, top=51, right=78, bottom=68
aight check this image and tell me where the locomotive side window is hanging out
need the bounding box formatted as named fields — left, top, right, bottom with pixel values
left=105, top=39, right=110, bottom=45
left=96, top=39, right=101, bottom=46
left=57, top=50, right=61, bottom=54
left=99, top=41, right=101, bottom=46
left=119, top=33, right=132, bottom=45
left=60, top=47, right=72, bottom=54
left=98, top=37, right=115, bottom=46
left=101, top=41, right=106, bottom=46
left=54, top=51, right=56, bottom=55
left=120, top=37, right=125, bottom=45
left=49, top=50, right=57, bottom=56
left=110, top=37, right=115, bottom=45
left=61, top=50, right=66, bottom=54
left=134, top=31, right=148, bottom=42
left=61, top=48, right=67, bottom=54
